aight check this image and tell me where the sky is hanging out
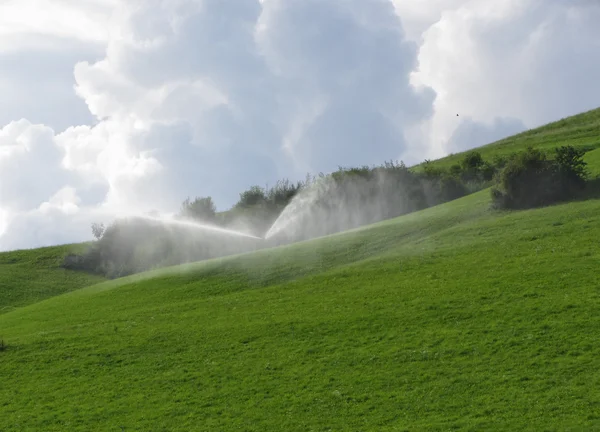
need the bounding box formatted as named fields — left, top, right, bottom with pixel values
left=0, top=0, right=599, bottom=251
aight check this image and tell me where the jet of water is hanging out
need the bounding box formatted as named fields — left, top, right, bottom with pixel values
left=132, top=214, right=263, bottom=240
left=265, top=178, right=328, bottom=239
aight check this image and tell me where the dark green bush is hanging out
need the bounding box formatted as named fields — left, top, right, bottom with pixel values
left=449, top=164, right=462, bottom=177
left=265, top=179, right=304, bottom=207
left=179, top=197, right=216, bottom=222
left=491, top=146, right=587, bottom=209
left=492, top=154, right=510, bottom=169
left=457, top=151, right=498, bottom=183
left=480, top=161, right=496, bottom=181
left=554, top=145, right=587, bottom=187
left=236, top=186, right=267, bottom=208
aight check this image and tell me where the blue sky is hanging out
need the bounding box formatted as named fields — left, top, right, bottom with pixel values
left=1, top=0, right=599, bottom=250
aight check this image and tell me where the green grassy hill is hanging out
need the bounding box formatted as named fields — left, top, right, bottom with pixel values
left=2, top=108, right=600, bottom=430
left=0, top=244, right=105, bottom=314
left=419, top=107, right=600, bottom=170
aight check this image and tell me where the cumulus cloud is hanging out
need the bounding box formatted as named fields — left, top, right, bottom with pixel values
left=0, top=206, right=98, bottom=252
left=412, top=0, right=600, bottom=157
left=0, top=120, right=68, bottom=211
left=61, top=0, right=434, bottom=211
left=0, top=0, right=112, bottom=47
left=39, top=186, right=81, bottom=215
left=0, top=208, right=8, bottom=238
left=256, top=0, right=435, bottom=173
left=1, top=0, right=437, bottom=250
left=447, top=117, right=527, bottom=153
left=0, top=0, right=113, bottom=132
left=391, top=0, right=466, bottom=42
left=1, top=0, right=600, bottom=251
left=0, top=38, right=101, bottom=132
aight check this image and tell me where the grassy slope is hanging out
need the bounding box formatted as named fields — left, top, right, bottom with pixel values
left=0, top=244, right=105, bottom=314
left=1, top=108, right=600, bottom=430
left=419, top=107, right=600, bottom=170
left=2, top=108, right=598, bottom=312
left=2, top=190, right=600, bottom=430
left=584, top=147, right=600, bottom=178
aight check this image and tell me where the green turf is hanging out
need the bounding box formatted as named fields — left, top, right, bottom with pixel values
left=2, top=190, right=600, bottom=430
left=0, top=244, right=105, bottom=314
left=417, top=107, right=600, bottom=170
left=584, top=147, right=600, bottom=178
left=2, top=108, right=600, bottom=430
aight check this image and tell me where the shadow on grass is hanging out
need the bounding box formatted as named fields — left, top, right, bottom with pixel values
left=489, top=177, right=600, bottom=214
left=575, top=178, right=600, bottom=202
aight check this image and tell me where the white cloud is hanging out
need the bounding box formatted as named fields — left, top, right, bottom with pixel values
left=0, top=120, right=68, bottom=211
left=447, top=117, right=527, bottom=153
left=0, top=208, right=8, bottom=238
left=0, top=0, right=113, bottom=131
left=0, top=0, right=114, bottom=48
left=39, top=186, right=81, bottom=215
left=0, top=206, right=100, bottom=252
left=412, top=0, right=600, bottom=157
left=391, top=0, right=466, bottom=43
left=60, top=0, right=435, bottom=209
left=255, top=0, right=435, bottom=172
left=0, top=38, right=102, bottom=132
left=0, top=0, right=600, bottom=251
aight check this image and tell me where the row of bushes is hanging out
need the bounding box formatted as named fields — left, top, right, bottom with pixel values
left=63, top=146, right=590, bottom=278
left=491, top=145, right=588, bottom=209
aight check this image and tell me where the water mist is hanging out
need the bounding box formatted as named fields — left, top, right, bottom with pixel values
left=133, top=214, right=263, bottom=240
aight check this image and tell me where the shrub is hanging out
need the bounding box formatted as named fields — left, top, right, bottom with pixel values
left=458, top=151, right=498, bottom=183
left=554, top=145, right=587, bottom=187
left=236, top=186, right=267, bottom=208
left=179, top=197, right=216, bottom=222
left=449, top=164, right=462, bottom=177
left=422, top=161, right=446, bottom=179
left=491, top=146, right=587, bottom=209
left=480, top=161, right=496, bottom=181
left=461, top=151, right=485, bottom=171
left=437, top=175, right=469, bottom=202
left=91, top=222, right=105, bottom=240
left=492, top=154, right=510, bottom=169
left=265, top=179, right=304, bottom=208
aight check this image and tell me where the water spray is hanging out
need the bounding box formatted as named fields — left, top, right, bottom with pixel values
left=131, top=214, right=263, bottom=240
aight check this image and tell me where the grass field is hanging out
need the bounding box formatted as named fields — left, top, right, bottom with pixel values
left=0, top=244, right=104, bottom=314
left=1, top=108, right=600, bottom=430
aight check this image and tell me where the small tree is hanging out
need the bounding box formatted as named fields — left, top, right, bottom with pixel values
left=179, top=197, right=217, bottom=222
left=480, top=161, right=496, bottom=181
left=461, top=151, right=484, bottom=171
left=91, top=222, right=105, bottom=240
left=437, top=175, right=469, bottom=202
left=236, top=186, right=266, bottom=208
left=265, top=179, right=304, bottom=207
left=460, top=151, right=486, bottom=182
left=554, top=145, right=587, bottom=185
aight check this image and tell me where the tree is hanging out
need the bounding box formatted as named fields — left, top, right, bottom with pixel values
left=236, top=186, right=266, bottom=208
left=460, top=151, right=486, bottom=182
left=554, top=145, right=587, bottom=185
left=91, top=222, right=105, bottom=240
left=179, top=197, right=217, bottom=222
left=461, top=151, right=484, bottom=171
